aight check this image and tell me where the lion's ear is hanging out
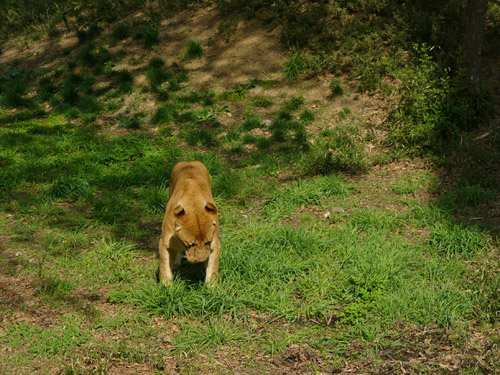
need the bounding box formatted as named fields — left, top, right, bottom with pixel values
left=174, top=204, right=185, bottom=217
left=205, top=201, right=217, bottom=213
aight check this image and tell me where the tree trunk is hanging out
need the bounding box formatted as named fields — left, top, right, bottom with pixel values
left=462, top=0, right=488, bottom=88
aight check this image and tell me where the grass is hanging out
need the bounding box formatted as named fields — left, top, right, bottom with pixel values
left=0, top=3, right=499, bottom=374
left=183, top=40, right=204, bottom=60
left=282, top=52, right=307, bottom=82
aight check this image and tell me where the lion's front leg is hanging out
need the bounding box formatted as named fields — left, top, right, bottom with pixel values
left=159, top=236, right=176, bottom=286
left=204, top=236, right=221, bottom=285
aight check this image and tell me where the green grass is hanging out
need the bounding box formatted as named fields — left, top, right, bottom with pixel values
left=183, top=40, right=204, bottom=60
left=282, top=52, right=307, bottom=82
left=0, top=5, right=499, bottom=373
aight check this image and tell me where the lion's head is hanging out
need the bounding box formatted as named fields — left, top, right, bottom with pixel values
left=172, top=200, right=218, bottom=263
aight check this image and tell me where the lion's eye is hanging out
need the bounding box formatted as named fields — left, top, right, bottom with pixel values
left=205, top=241, right=211, bottom=246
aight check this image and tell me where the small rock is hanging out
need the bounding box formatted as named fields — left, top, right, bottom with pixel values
left=171, top=129, right=180, bottom=137
left=262, top=119, right=272, bottom=128
left=226, top=112, right=232, bottom=118
left=331, top=207, right=345, bottom=213
left=323, top=212, right=331, bottom=218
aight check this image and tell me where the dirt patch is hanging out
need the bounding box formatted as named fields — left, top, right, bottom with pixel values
left=270, top=344, right=330, bottom=374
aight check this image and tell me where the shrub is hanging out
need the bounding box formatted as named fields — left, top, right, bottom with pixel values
left=386, top=44, right=492, bottom=153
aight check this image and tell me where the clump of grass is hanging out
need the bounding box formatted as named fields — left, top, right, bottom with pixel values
left=256, top=136, right=272, bottom=149
left=455, top=184, right=494, bottom=207
left=338, top=107, right=351, bottom=120
left=282, top=95, right=304, bottom=112
left=300, top=110, right=314, bottom=125
left=152, top=104, right=178, bottom=125
left=111, top=23, right=130, bottom=40
left=114, top=70, right=134, bottom=93
left=148, top=57, right=165, bottom=69
left=265, top=174, right=350, bottom=218
left=183, top=40, right=204, bottom=60
left=0, top=69, right=32, bottom=108
left=213, top=171, right=241, bottom=199
left=186, top=128, right=216, bottom=147
left=241, top=117, right=261, bottom=131
left=252, top=96, right=273, bottom=108
left=142, top=186, right=169, bottom=213
left=135, top=25, right=159, bottom=48
left=76, top=24, right=101, bottom=44
left=49, top=176, right=91, bottom=201
left=174, top=318, right=247, bottom=350
left=118, top=116, right=141, bottom=130
left=282, top=52, right=307, bottom=82
left=91, top=195, right=129, bottom=224
left=302, top=125, right=366, bottom=175
left=429, top=223, right=490, bottom=258
left=37, top=76, right=57, bottom=101
left=329, top=78, right=344, bottom=97
left=78, top=43, right=112, bottom=67
left=146, top=65, right=171, bottom=87
left=77, top=95, right=101, bottom=114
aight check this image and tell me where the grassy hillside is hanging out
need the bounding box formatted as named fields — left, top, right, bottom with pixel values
left=0, top=1, right=499, bottom=374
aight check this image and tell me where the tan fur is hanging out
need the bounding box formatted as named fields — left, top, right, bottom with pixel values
left=159, top=161, right=221, bottom=285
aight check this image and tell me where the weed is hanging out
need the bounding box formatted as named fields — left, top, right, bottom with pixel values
left=77, top=95, right=101, bottom=114
left=282, top=52, right=307, bottom=82
left=183, top=40, right=204, bottom=60
left=5, top=318, right=89, bottom=356
left=265, top=175, right=350, bottom=218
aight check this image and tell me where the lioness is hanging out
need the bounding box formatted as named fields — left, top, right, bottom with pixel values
left=159, top=161, right=220, bottom=285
